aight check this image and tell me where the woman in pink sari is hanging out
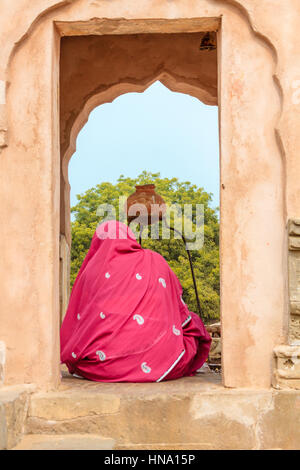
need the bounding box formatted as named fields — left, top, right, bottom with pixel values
left=60, top=220, right=211, bottom=382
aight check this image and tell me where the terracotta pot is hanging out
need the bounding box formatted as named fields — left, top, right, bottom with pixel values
left=126, top=184, right=166, bottom=225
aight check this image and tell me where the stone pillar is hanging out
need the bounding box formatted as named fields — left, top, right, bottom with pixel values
left=273, top=219, right=300, bottom=389
left=288, top=219, right=300, bottom=343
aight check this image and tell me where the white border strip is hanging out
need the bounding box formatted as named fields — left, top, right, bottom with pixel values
left=156, top=349, right=185, bottom=383
left=182, top=315, right=192, bottom=328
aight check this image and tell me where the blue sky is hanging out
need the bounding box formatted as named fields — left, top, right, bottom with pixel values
left=69, top=81, right=219, bottom=210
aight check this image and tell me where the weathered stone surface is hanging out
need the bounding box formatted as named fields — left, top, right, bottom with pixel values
left=208, top=338, right=221, bottom=364
left=290, top=301, right=300, bottom=315
left=12, top=434, right=115, bottom=450
left=189, top=391, right=273, bottom=450
left=0, top=385, right=35, bottom=449
left=289, top=236, right=300, bottom=250
left=288, top=219, right=300, bottom=236
left=205, top=322, right=221, bottom=365
left=288, top=221, right=300, bottom=344
left=56, top=17, right=221, bottom=37
left=274, top=344, right=300, bottom=358
left=288, top=251, right=300, bottom=304
left=206, top=322, right=221, bottom=336
left=273, top=345, right=300, bottom=389
left=29, top=391, right=120, bottom=421
left=23, top=375, right=300, bottom=450
left=290, top=315, right=300, bottom=343
left=2, top=372, right=299, bottom=450
left=259, top=391, right=300, bottom=450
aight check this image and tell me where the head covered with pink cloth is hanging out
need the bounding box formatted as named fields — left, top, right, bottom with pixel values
left=60, top=220, right=211, bottom=382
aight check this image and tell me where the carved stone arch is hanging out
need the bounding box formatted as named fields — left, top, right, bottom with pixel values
left=60, top=68, right=218, bottom=244
left=63, top=70, right=217, bottom=167
left=1, top=1, right=292, bottom=390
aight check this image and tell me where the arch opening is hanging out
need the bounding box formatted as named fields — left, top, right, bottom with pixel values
left=60, top=32, right=218, bottom=245
left=59, top=31, right=221, bottom=378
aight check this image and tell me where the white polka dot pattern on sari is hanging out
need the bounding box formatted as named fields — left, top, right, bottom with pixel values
left=172, top=325, right=180, bottom=336
left=141, top=362, right=151, bottom=373
left=96, top=350, right=106, bottom=361
left=133, top=314, right=144, bottom=325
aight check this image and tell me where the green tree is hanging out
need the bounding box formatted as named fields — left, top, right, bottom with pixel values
left=71, top=172, right=220, bottom=321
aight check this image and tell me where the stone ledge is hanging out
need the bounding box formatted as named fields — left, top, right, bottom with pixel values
left=274, top=345, right=300, bottom=357
left=3, top=377, right=300, bottom=450
left=21, top=374, right=300, bottom=450
left=27, top=373, right=222, bottom=424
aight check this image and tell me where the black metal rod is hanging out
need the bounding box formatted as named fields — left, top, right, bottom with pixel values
left=139, top=225, right=143, bottom=247
left=136, top=219, right=202, bottom=318
left=164, top=221, right=203, bottom=318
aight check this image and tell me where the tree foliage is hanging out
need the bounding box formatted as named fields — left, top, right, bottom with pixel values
left=71, top=172, right=220, bottom=321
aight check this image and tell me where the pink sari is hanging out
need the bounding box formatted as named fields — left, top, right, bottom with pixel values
left=60, top=220, right=211, bottom=382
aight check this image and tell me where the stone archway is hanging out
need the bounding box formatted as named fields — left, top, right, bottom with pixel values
left=59, top=32, right=218, bottom=246
left=1, top=2, right=290, bottom=390
left=58, top=30, right=219, bottom=341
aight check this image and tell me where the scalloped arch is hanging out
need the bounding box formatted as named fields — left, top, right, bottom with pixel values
left=61, top=70, right=217, bottom=183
